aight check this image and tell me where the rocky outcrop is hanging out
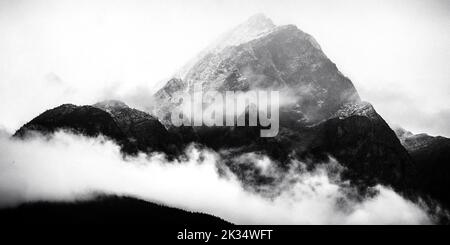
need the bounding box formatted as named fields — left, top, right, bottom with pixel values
left=14, top=104, right=127, bottom=143
left=15, top=101, right=180, bottom=156
left=93, top=100, right=180, bottom=155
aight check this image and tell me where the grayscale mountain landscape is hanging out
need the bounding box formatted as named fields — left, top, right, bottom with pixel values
left=0, top=1, right=449, bottom=227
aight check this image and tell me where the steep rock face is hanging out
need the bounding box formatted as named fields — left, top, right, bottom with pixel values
left=154, top=15, right=410, bottom=192
left=209, top=13, right=276, bottom=53
left=177, top=103, right=413, bottom=190
left=155, top=19, right=360, bottom=124
left=395, top=128, right=450, bottom=209
left=314, top=106, right=413, bottom=189
left=153, top=78, right=187, bottom=125
left=185, top=25, right=358, bottom=101
left=175, top=13, right=276, bottom=80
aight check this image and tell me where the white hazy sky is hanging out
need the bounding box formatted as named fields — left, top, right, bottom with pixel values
left=0, top=0, right=449, bottom=136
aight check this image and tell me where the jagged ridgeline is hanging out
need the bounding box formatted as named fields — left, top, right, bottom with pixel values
left=15, top=14, right=450, bottom=215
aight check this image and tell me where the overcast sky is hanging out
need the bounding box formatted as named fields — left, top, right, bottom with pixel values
left=0, top=0, right=449, bottom=136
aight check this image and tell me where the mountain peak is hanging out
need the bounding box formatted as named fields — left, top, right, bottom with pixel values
left=244, top=13, right=274, bottom=28
left=93, top=100, right=129, bottom=111
left=209, top=13, right=276, bottom=52
left=174, top=14, right=276, bottom=79
left=158, top=14, right=361, bottom=123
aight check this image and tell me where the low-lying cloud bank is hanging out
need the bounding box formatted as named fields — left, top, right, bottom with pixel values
left=0, top=131, right=433, bottom=224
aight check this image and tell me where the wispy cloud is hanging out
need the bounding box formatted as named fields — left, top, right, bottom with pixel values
left=0, top=131, right=433, bottom=224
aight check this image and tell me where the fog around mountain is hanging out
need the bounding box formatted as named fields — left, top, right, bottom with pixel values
left=0, top=131, right=433, bottom=224
left=0, top=0, right=449, bottom=225
left=0, top=0, right=449, bottom=137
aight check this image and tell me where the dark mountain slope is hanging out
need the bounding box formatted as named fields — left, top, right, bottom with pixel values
left=13, top=104, right=135, bottom=152
left=173, top=103, right=413, bottom=191
left=314, top=106, right=413, bottom=189
left=93, top=100, right=180, bottom=155
left=395, top=128, right=450, bottom=209
left=0, top=195, right=231, bottom=225
left=14, top=101, right=181, bottom=156
left=14, top=104, right=123, bottom=139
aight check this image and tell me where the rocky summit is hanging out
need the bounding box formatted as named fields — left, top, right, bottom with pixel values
left=152, top=14, right=409, bottom=189
left=154, top=14, right=360, bottom=125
